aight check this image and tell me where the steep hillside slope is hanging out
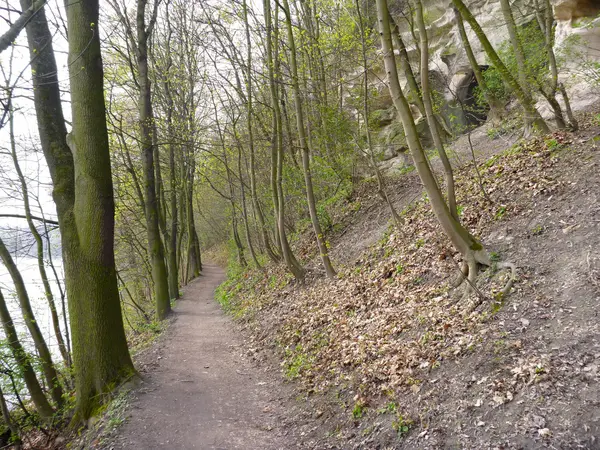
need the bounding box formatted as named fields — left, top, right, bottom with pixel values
left=217, top=109, right=600, bottom=449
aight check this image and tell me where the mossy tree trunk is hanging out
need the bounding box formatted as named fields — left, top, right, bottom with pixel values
left=281, top=0, right=336, bottom=278
left=377, top=0, right=492, bottom=281
left=62, top=0, right=136, bottom=422
left=163, top=46, right=180, bottom=300
left=243, top=0, right=279, bottom=263
left=452, top=0, right=549, bottom=135
left=136, top=0, right=171, bottom=319
left=415, top=0, right=459, bottom=222
left=453, top=7, right=504, bottom=122
left=7, top=98, right=71, bottom=369
left=264, top=0, right=305, bottom=280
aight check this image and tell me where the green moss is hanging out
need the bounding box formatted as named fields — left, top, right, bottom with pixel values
left=470, top=241, right=483, bottom=251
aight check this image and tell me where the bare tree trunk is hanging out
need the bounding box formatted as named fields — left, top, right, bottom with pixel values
left=242, top=0, right=279, bottom=263
left=377, top=0, right=493, bottom=284
left=453, top=0, right=549, bottom=135
left=136, top=0, right=171, bottom=319
left=7, top=101, right=70, bottom=368
left=281, top=0, right=336, bottom=278
left=237, top=142, right=261, bottom=268
left=0, top=238, right=64, bottom=407
left=0, top=287, right=54, bottom=421
left=264, top=0, right=304, bottom=279
left=355, top=0, right=402, bottom=229
left=454, top=7, right=504, bottom=122
left=415, top=0, right=459, bottom=222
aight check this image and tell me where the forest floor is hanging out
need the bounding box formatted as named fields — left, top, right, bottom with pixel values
left=82, top=265, right=305, bottom=449
left=210, top=108, right=600, bottom=449
left=72, top=108, right=600, bottom=450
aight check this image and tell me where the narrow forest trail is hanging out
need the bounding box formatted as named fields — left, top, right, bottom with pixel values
left=108, top=265, right=298, bottom=449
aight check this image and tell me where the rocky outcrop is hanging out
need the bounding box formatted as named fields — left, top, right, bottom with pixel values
left=369, top=0, right=600, bottom=174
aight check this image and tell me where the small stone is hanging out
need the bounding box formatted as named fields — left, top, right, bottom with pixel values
left=538, top=428, right=551, bottom=437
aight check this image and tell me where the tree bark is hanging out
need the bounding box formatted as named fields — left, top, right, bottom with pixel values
left=281, top=0, right=336, bottom=278
left=377, top=0, right=490, bottom=274
left=63, top=0, right=136, bottom=421
left=452, top=0, right=549, bottom=135
left=415, top=0, right=459, bottom=222
left=136, top=0, right=171, bottom=319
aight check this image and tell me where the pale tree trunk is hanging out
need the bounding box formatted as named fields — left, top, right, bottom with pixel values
left=389, top=13, right=451, bottom=139
left=281, top=0, right=336, bottom=278
left=389, top=15, right=425, bottom=117
left=503, top=0, right=563, bottom=129
left=452, top=0, right=549, bottom=135
left=63, top=0, right=136, bottom=421
left=377, top=0, right=497, bottom=289
left=0, top=287, right=54, bottom=421
left=535, top=0, right=578, bottom=130
left=415, top=0, right=459, bottom=222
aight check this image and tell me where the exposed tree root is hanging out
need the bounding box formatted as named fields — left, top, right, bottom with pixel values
left=456, top=253, right=517, bottom=313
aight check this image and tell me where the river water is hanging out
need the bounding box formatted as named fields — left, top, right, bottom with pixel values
left=0, top=255, right=68, bottom=361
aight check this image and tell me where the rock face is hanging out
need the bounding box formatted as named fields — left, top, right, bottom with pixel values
left=370, top=0, right=600, bottom=174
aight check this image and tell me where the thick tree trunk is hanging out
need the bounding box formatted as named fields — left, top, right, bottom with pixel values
left=0, top=288, right=54, bottom=421
left=63, top=0, right=136, bottom=421
left=281, top=0, right=336, bottom=278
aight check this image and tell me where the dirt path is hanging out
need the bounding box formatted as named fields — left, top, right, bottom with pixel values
left=109, top=265, right=297, bottom=449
